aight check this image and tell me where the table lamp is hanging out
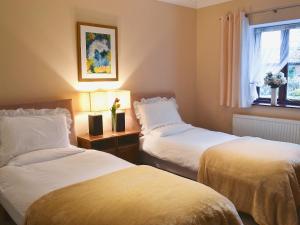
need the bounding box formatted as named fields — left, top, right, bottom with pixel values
left=88, top=91, right=109, bottom=136
left=107, top=90, right=131, bottom=132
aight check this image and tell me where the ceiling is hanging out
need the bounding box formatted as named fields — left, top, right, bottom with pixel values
left=158, top=0, right=232, bottom=9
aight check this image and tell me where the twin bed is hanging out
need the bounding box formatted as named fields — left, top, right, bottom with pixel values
left=0, top=99, right=242, bottom=225
left=140, top=124, right=300, bottom=225
left=134, top=94, right=300, bottom=225
left=1, top=95, right=300, bottom=225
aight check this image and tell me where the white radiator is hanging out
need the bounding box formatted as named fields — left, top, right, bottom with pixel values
left=233, top=114, right=300, bottom=144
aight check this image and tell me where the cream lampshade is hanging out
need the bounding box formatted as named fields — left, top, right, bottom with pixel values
left=89, top=91, right=109, bottom=112
left=78, top=92, right=91, bottom=112
left=85, top=91, right=109, bottom=136
left=107, top=90, right=131, bottom=110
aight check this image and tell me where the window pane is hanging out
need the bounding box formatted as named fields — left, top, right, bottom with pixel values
left=289, top=29, right=300, bottom=62
left=260, top=84, right=272, bottom=98
left=259, top=30, right=281, bottom=98
left=287, top=29, right=300, bottom=101
left=261, top=31, right=281, bottom=64
left=287, top=64, right=300, bottom=100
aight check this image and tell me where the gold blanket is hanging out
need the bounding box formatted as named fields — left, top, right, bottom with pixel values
left=198, top=137, right=300, bottom=225
left=24, top=166, right=242, bottom=225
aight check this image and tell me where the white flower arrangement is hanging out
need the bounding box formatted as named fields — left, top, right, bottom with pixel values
left=264, top=72, right=287, bottom=88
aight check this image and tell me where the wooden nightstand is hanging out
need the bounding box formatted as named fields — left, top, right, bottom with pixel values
left=77, top=130, right=140, bottom=164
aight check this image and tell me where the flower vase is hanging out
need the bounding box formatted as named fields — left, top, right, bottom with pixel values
left=111, top=112, right=117, bottom=132
left=271, top=88, right=278, bottom=106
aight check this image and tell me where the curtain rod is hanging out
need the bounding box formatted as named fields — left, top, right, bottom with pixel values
left=246, top=4, right=300, bottom=17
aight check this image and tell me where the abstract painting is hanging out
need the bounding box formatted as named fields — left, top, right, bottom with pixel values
left=77, top=22, right=118, bottom=81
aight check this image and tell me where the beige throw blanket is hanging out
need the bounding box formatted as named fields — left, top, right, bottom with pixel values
left=198, top=137, right=300, bottom=225
left=25, top=166, right=242, bottom=225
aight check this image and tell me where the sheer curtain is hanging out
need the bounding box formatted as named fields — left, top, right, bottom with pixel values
left=240, top=13, right=252, bottom=107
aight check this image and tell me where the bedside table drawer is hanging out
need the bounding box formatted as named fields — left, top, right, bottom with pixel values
left=91, top=138, right=116, bottom=153
left=77, top=130, right=140, bottom=163
left=117, top=134, right=139, bottom=146
left=117, top=144, right=139, bottom=164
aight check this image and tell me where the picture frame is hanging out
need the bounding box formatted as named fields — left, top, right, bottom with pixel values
left=77, top=22, right=118, bottom=82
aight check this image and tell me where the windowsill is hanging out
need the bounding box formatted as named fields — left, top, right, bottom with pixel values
left=252, top=102, right=300, bottom=109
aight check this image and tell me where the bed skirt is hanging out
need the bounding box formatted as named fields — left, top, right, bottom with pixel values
left=139, top=150, right=197, bottom=180
left=0, top=205, right=16, bottom=225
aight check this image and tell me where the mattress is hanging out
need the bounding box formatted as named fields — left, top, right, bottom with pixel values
left=0, top=147, right=133, bottom=225
left=140, top=125, right=238, bottom=171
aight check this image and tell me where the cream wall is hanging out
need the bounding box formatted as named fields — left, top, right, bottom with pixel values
left=196, top=0, right=300, bottom=133
left=0, top=0, right=197, bottom=134
left=2, top=0, right=299, bottom=136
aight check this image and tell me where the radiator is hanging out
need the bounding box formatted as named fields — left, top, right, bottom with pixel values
left=233, top=114, right=300, bottom=145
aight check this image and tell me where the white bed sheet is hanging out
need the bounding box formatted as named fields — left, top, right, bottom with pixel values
left=141, top=125, right=238, bottom=171
left=0, top=147, right=133, bottom=225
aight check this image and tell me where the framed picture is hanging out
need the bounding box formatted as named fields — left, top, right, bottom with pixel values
left=77, top=22, right=118, bottom=82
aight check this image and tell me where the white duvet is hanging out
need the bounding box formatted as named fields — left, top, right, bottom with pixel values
left=141, top=124, right=238, bottom=171
left=0, top=147, right=133, bottom=225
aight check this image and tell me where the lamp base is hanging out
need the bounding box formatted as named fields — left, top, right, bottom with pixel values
left=89, top=115, right=103, bottom=136
left=116, top=112, right=125, bottom=132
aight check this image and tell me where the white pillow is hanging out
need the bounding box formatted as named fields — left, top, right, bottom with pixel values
left=134, top=98, right=182, bottom=134
left=0, top=115, right=70, bottom=167
left=0, top=108, right=72, bottom=133
left=134, top=97, right=177, bottom=124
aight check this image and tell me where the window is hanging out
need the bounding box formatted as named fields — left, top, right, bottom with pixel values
left=288, top=29, right=300, bottom=101
left=253, top=22, right=300, bottom=107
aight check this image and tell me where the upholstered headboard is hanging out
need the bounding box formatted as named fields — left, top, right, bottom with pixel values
left=0, top=99, right=76, bottom=145
left=129, top=92, right=175, bottom=130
